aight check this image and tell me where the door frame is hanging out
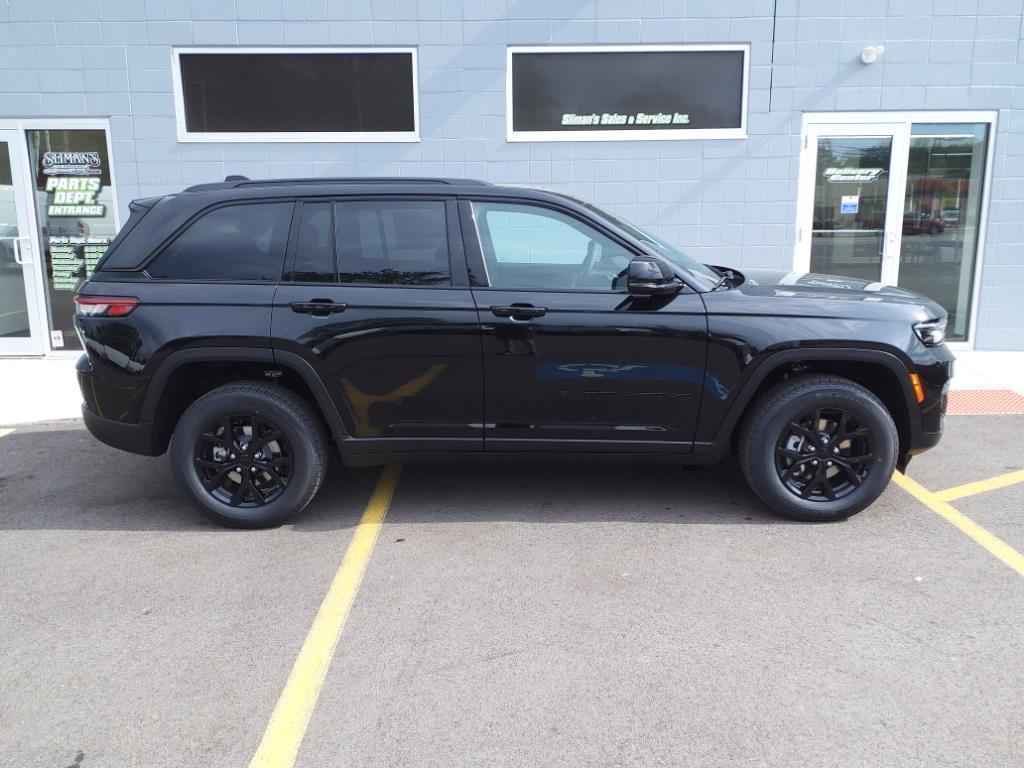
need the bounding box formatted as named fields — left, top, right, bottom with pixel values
left=0, top=127, right=47, bottom=355
left=796, top=111, right=998, bottom=350
left=0, top=117, right=121, bottom=358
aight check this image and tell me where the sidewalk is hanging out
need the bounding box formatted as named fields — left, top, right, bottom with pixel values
left=1, top=350, right=1022, bottom=426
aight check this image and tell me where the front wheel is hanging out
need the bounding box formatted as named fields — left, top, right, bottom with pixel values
left=169, top=382, right=328, bottom=528
left=738, top=375, right=898, bottom=522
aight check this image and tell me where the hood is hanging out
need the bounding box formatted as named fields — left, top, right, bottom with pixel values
left=729, top=268, right=947, bottom=319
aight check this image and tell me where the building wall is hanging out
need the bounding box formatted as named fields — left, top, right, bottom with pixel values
left=0, top=0, right=1022, bottom=347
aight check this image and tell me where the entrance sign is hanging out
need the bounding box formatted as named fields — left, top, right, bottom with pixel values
left=507, top=45, right=748, bottom=142
left=26, top=128, right=118, bottom=350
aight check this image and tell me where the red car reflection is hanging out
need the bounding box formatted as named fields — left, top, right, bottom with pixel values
left=903, top=212, right=944, bottom=235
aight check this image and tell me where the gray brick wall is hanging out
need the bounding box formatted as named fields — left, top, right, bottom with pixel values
left=1, top=0, right=1022, bottom=347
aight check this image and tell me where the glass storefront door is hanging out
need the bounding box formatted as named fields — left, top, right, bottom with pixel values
left=0, top=120, right=119, bottom=357
left=25, top=128, right=119, bottom=352
left=896, top=124, right=989, bottom=342
left=0, top=130, right=46, bottom=355
left=797, top=115, right=993, bottom=344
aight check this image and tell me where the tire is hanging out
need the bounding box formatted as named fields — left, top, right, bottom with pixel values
left=738, top=375, right=898, bottom=522
left=928, top=224, right=940, bottom=235
left=169, top=381, right=328, bottom=528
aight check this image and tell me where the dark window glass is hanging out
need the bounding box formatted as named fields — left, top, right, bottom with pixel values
left=511, top=48, right=745, bottom=134
left=148, top=202, right=292, bottom=281
left=292, top=202, right=335, bottom=283
left=336, top=201, right=449, bottom=286
left=179, top=52, right=416, bottom=134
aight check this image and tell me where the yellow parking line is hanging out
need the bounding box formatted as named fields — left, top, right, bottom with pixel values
left=248, top=464, right=403, bottom=768
left=892, top=472, right=1024, bottom=577
left=934, top=469, right=1024, bottom=502
left=0, top=428, right=14, bottom=439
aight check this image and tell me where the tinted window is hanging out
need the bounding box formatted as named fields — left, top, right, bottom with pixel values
left=148, top=202, right=292, bottom=281
left=472, top=202, right=633, bottom=291
left=291, top=202, right=335, bottom=283
left=336, top=201, right=449, bottom=286
left=178, top=51, right=416, bottom=135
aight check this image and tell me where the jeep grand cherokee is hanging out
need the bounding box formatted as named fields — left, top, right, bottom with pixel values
left=74, top=177, right=953, bottom=527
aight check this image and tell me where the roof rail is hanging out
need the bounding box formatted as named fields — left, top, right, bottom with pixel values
left=184, top=176, right=491, bottom=192
left=236, top=177, right=491, bottom=188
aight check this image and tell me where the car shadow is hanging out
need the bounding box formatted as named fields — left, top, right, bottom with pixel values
left=0, top=422, right=790, bottom=532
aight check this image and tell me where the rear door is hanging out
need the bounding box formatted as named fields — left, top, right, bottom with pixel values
left=271, top=196, right=483, bottom=456
left=462, top=198, right=708, bottom=454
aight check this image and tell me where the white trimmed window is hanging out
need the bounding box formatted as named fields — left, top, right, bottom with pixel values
left=172, top=47, right=419, bottom=143
left=506, top=44, right=749, bottom=142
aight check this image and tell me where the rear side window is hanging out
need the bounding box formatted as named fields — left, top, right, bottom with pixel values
left=335, top=200, right=449, bottom=285
left=148, top=202, right=293, bottom=281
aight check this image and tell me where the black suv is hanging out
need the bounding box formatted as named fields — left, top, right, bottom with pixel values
left=75, top=177, right=953, bottom=528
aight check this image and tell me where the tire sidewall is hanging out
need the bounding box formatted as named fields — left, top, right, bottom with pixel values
left=747, top=385, right=897, bottom=521
left=170, top=390, right=321, bottom=527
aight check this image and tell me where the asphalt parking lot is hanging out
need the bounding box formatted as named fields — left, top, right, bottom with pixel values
left=2, top=416, right=1023, bottom=768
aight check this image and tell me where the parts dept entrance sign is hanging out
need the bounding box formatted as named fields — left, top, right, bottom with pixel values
left=27, top=128, right=118, bottom=351
left=508, top=45, right=748, bottom=141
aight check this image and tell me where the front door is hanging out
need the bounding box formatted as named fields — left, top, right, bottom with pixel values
left=271, top=197, right=484, bottom=453
left=0, top=130, right=45, bottom=354
left=462, top=198, right=707, bottom=453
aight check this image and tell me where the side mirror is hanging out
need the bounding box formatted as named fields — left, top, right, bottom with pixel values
left=626, top=257, right=680, bottom=296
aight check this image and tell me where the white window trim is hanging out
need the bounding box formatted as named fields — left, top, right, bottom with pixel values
left=795, top=110, right=998, bottom=351
left=505, top=43, right=749, bottom=143
left=171, top=46, right=421, bottom=143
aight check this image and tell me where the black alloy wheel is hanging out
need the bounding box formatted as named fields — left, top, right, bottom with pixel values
left=194, top=414, right=293, bottom=507
left=774, top=408, right=873, bottom=502
left=738, top=374, right=898, bottom=522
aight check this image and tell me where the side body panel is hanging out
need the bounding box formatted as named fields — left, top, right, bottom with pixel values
left=473, top=288, right=708, bottom=451
left=75, top=280, right=277, bottom=424
left=271, top=284, right=483, bottom=452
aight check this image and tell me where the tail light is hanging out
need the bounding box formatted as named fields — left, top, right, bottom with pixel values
left=74, top=295, right=139, bottom=317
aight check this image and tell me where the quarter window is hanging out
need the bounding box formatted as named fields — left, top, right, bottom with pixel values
left=471, top=201, right=634, bottom=291
left=335, top=200, right=450, bottom=286
left=148, top=202, right=292, bottom=281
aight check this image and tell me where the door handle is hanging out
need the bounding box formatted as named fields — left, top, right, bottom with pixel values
left=13, top=236, right=31, bottom=265
left=289, top=299, right=347, bottom=316
left=490, top=305, right=547, bottom=321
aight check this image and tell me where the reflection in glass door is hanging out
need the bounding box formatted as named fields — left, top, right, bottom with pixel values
left=0, top=131, right=44, bottom=355
left=809, top=134, right=895, bottom=283
left=897, top=124, right=989, bottom=341
left=797, top=115, right=993, bottom=344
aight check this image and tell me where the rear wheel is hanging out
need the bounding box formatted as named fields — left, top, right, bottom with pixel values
left=169, top=382, right=328, bottom=528
left=738, top=375, right=898, bottom=522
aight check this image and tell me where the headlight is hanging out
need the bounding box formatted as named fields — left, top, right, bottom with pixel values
left=914, top=319, right=946, bottom=346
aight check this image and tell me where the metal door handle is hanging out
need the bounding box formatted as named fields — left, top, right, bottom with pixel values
left=490, top=305, right=547, bottom=320
left=289, top=300, right=347, bottom=316
left=13, top=236, right=31, bottom=265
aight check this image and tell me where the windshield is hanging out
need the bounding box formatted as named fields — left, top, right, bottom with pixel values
left=558, top=195, right=722, bottom=290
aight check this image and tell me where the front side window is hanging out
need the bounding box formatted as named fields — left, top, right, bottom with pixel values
left=335, top=200, right=450, bottom=286
left=471, top=201, right=634, bottom=291
left=148, top=202, right=292, bottom=281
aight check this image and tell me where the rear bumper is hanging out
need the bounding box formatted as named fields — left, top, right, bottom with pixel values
left=81, top=404, right=162, bottom=456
